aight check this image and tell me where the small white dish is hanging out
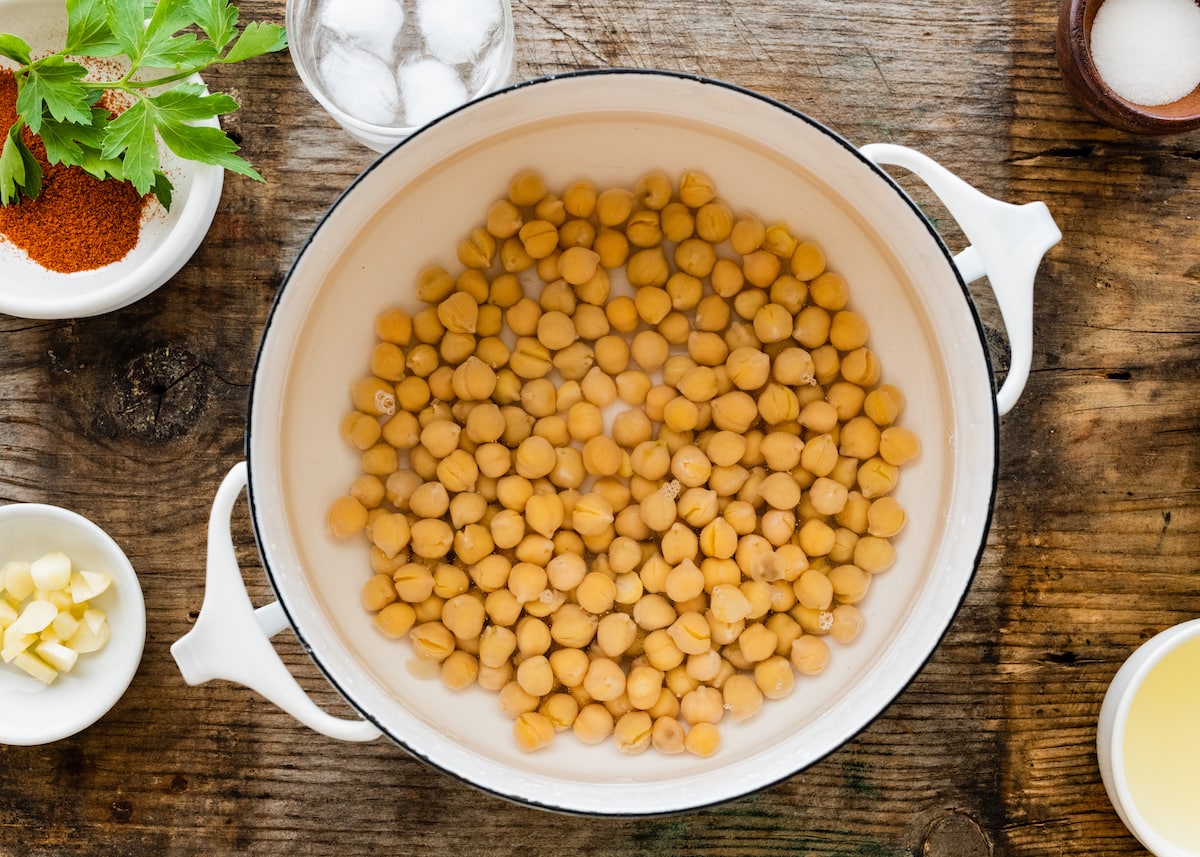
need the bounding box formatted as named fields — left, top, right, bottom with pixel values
left=1098, top=618, right=1200, bottom=856
left=0, top=0, right=223, bottom=319
left=0, top=503, right=146, bottom=745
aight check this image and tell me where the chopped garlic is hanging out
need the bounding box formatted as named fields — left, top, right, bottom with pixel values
left=0, top=550, right=113, bottom=684
left=30, top=551, right=71, bottom=591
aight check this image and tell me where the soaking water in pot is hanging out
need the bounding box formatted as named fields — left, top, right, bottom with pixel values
left=311, top=0, right=512, bottom=129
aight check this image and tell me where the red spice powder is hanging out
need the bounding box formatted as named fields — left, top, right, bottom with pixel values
left=0, top=67, right=151, bottom=274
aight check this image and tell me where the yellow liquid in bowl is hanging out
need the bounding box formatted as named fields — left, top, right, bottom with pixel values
left=1123, top=635, right=1200, bottom=850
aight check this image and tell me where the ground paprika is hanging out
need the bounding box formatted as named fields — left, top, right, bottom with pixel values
left=0, top=67, right=151, bottom=274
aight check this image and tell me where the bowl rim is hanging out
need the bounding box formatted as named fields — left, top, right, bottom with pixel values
left=244, top=67, right=1000, bottom=815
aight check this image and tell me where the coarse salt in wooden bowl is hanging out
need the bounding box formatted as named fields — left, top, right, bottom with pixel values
left=1056, top=0, right=1200, bottom=135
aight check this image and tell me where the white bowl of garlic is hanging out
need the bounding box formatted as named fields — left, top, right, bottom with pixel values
left=0, top=503, right=145, bottom=745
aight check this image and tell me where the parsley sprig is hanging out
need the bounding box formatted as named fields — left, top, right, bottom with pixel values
left=0, top=0, right=287, bottom=209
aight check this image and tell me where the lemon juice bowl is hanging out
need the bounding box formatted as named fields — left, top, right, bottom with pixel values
left=173, top=70, right=1060, bottom=814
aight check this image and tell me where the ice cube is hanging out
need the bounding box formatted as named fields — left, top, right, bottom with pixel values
left=318, top=41, right=402, bottom=126
left=397, top=57, right=469, bottom=127
left=417, top=0, right=502, bottom=65
left=318, top=0, right=405, bottom=62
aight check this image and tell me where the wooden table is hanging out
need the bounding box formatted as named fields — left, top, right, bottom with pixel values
left=1, top=0, right=1196, bottom=853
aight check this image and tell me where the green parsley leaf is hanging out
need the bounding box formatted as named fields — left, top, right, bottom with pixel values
left=16, top=55, right=95, bottom=133
left=190, top=0, right=240, bottom=52
left=76, top=145, right=127, bottom=183
left=139, top=0, right=213, bottom=68
left=38, top=107, right=108, bottom=166
left=0, top=123, right=42, bottom=205
left=100, top=98, right=158, bottom=194
left=1, top=0, right=288, bottom=208
left=64, top=0, right=120, bottom=57
left=151, top=169, right=173, bottom=210
left=139, top=83, right=264, bottom=181
left=105, top=0, right=150, bottom=62
left=0, top=33, right=33, bottom=65
left=221, top=21, right=288, bottom=64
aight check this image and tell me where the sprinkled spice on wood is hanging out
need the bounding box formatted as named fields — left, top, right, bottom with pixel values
left=0, top=67, right=151, bottom=274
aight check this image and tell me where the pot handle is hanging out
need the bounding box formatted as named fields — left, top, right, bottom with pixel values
left=859, top=143, right=1061, bottom=415
left=170, top=462, right=382, bottom=743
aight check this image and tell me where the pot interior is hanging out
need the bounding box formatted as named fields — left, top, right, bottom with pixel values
left=248, top=71, right=996, bottom=814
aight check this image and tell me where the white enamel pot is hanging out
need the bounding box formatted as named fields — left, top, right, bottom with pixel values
left=172, top=70, right=1060, bottom=815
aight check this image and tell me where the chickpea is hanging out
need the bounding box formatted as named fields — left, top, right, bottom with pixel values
left=582, top=435, right=623, bottom=477
left=841, top=347, right=881, bottom=387
left=630, top=330, right=670, bottom=371
left=546, top=648, right=589, bottom=690
left=666, top=611, right=712, bottom=656
left=704, top=259, right=742, bottom=301
left=615, top=370, right=652, bottom=406
left=753, top=655, right=795, bottom=700
left=710, top=583, right=753, bottom=624
left=573, top=303, right=610, bottom=341
left=410, top=518, right=454, bottom=559
left=809, top=270, right=849, bottom=310
left=596, top=187, right=636, bottom=226
left=734, top=288, right=769, bottom=323
left=674, top=238, right=717, bottom=278
left=535, top=310, right=578, bottom=351
left=879, top=426, right=921, bottom=466
left=858, top=457, right=900, bottom=498
left=557, top=246, right=601, bottom=286
left=612, top=408, right=654, bottom=449
left=864, top=384, right=905, bottom=426
left=410, top=622, right=456, bottom=662
left=512, top=711, right=555, bottom=752
left=642, top=629, right=685, bottom=672
left=596, top=612, right=638, bottom=658
left=373, top=601, right=417, bottom=639
left=580, top=366, right=618, bottom=408
left=590, top=226, right=628, bottom=270
left=753, top=303, right=794, bottom=344
left=573, top=703, right=616, bottom=745
left=790, top=634, right=830, bottom=675
left=374, top=307, right=413, bottom=345
left=758, top=471, right=801, bottom=510
left=540, top=692, right=580, bottom=731
left=437, top=449, right=478, bottom=493
left=614, top=711, right=653, bottom=754
left=594, top=334, right=631, bottom=376
left=329, top=495, right=369, bottom=538
left=854, top=535, right=896, bottom=574
left=583, top=657, right=627, bottom=702
left=710, top=391, right=759, bottom=434
left=830, top=604, right=865, bottom=644
left=839, top=416, right=881, bottom=460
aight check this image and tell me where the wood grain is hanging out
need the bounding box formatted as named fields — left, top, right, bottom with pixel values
left=2, top=0, right=1198, bottom=854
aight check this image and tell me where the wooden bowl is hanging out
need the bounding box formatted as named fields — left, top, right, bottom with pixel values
left=1056, top=0, right=1200, bottom=134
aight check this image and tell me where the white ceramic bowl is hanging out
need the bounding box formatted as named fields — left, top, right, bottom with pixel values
left=0, top=0, right=223, bottom=319
left=1098, top=619, right=1200, bottom=856
left=0, top=503, right=146, bottom=745
left=175, top=70, right=1059, bottom=814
